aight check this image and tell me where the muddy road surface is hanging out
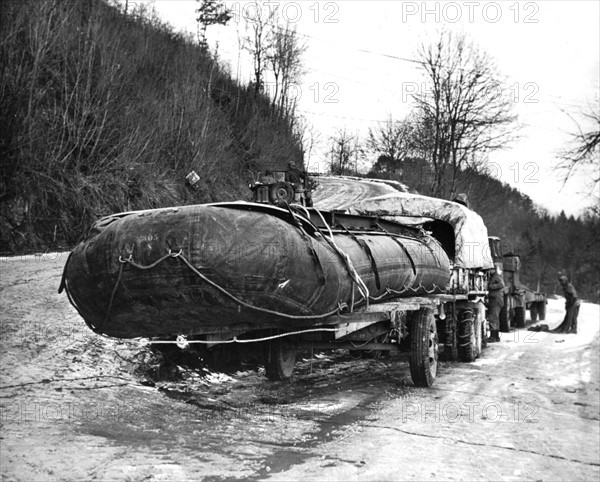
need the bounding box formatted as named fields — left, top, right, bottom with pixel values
left=1, top=254, right=599, bottom=481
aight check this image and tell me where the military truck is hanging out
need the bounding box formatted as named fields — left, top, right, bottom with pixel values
left=252, top=173, right=495, bottom=365
left=488, top=237, right=547, bottom=332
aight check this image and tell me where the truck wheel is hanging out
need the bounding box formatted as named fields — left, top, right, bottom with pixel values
left=474, top=309, right=483, bottom=358
left=481, top=319, right=488, bottom=350
left=458, top=308, right=477, bottom=362
left=265, top=338, right=296, bottom=381
left=499, top=306, right=510, bottom=333
left=530, top=304, right=538, bottom=322
left=509, top=308, right=516, bottom=328
left=443, top=308, right=458, bottom=362
left=409, top=308, right=438, bottom=387
left=538, top=301, right=546, bottom=321
left=474, top=301, right=486, bottom=357
left=514, top=307, right=525, bottom=329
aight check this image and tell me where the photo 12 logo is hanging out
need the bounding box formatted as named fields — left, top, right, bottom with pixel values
left=260, top=81, right=340, bottom=104
left=0, top=400, right=136, bottom=424
left=401, top=400, right=539, bottom=423
left=401, top=2, right=540, bottom=24
left=400, top=81, right=539, bottom=104
left=229, top=1, right=340, bottom=24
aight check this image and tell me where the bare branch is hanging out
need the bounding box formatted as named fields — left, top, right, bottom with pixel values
left=412, top=30, right=518, bottom=197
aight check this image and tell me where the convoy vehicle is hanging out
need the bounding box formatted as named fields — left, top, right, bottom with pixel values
left=60, top=174, right=497, bottom=387
left=488, top=237, right=547, bottom=331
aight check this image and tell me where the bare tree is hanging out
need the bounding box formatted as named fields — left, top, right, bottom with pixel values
left=195, top=0, right=231, bottom=48
left=243, top=3, right=276, bottom=96
left=295, top=119, right=321, bottom=171
left=558, top=102, right=600, bottom=189
left=366, top=116, right=415, bottom=179
left=267, top=23, right=306, bottom=118
left=329, top=129, right=359, bottom=175
left=413, top=31, right=517, bottom=197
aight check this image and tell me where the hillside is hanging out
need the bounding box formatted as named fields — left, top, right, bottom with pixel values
left=0, top=0, right=303, bottom=252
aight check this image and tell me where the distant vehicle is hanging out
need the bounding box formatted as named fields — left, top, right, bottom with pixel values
left=250, top=169, right=314, bottom=207
left=488, top=237, right=547, bottom=331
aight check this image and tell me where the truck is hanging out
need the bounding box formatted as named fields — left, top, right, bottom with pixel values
left=253, top=174, right=494, bottom=379
left=61, top=174, right=498, bottom=388
left=488, top=237, right=547, bottom=332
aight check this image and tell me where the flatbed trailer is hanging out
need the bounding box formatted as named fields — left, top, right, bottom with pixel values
left=182, top=293, right=485, bottom=388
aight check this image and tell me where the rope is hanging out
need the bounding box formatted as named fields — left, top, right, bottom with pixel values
left=289, top=203, right=311, bottom=220
left=119, top=250, right=181, bottom=269
left=137, top=327, right=343, bottom=348
left=281, top=204, right=370, bottom=306
left=175, top=254, right=347, bottom=320
left=384, top=284, right=444, bottom=296
left=312, top=207, right=335, bottom=242
left=102, top=261, right=124, bottom=326
left=300, top=208, right=370, bottom=304
left=119, top=251, right=348, bottom=321
left=367, top=283, right=445, bottom=302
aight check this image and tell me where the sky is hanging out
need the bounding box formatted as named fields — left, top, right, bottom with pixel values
left=129, top=0, right=599, bottom=217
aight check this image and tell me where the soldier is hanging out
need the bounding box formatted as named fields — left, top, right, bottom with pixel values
left=551, top=276, right=580, bottom=334
left=286, top=162, right=307, bottom=185
left=487, top=268, right=505, bottom=342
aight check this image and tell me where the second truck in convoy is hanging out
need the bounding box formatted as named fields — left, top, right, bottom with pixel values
left=488, top=237, right=547, bottom=331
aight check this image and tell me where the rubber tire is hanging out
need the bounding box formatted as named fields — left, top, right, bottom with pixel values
left=458, top=308, right=477, bottom=362
left=443, top=308, right=458, bottom=362
left=514, top=307, right=526, bottom=329
left=269, top=182, right=295, bottom=206
left=265, top=339, right=296, bottom=381
left=509, top=308, right=516, bottom=328
left=530, top=305, right=538, bottom=322
left=499, top=305, right=510, bottom=333
left=538, top=301, right=546, bottom=321
left=474, top=307, right=483, bottom=359
left=409, top=308, right=438, bottom=388
left=481, top=318, right=488, bottom=350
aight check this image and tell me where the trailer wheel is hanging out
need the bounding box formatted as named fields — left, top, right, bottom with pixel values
left=514, top=307, right=525, bottom=329
left=265, top=338, right=296, bottom=381
left=530, top=304, right=538, bottom=322
left=499, top=305, right=510, bottom=333
left=538, top=301, right=546, bottom=321
left=458, top=308, right=477, bottom=362
left=409, top=308, right=438, bottom=387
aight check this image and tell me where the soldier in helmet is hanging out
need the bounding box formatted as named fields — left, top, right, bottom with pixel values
left=551, top=275, right=580, bottom=334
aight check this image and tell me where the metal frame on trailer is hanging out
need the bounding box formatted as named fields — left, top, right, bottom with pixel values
left=235, top=293, right=473, bottom=388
